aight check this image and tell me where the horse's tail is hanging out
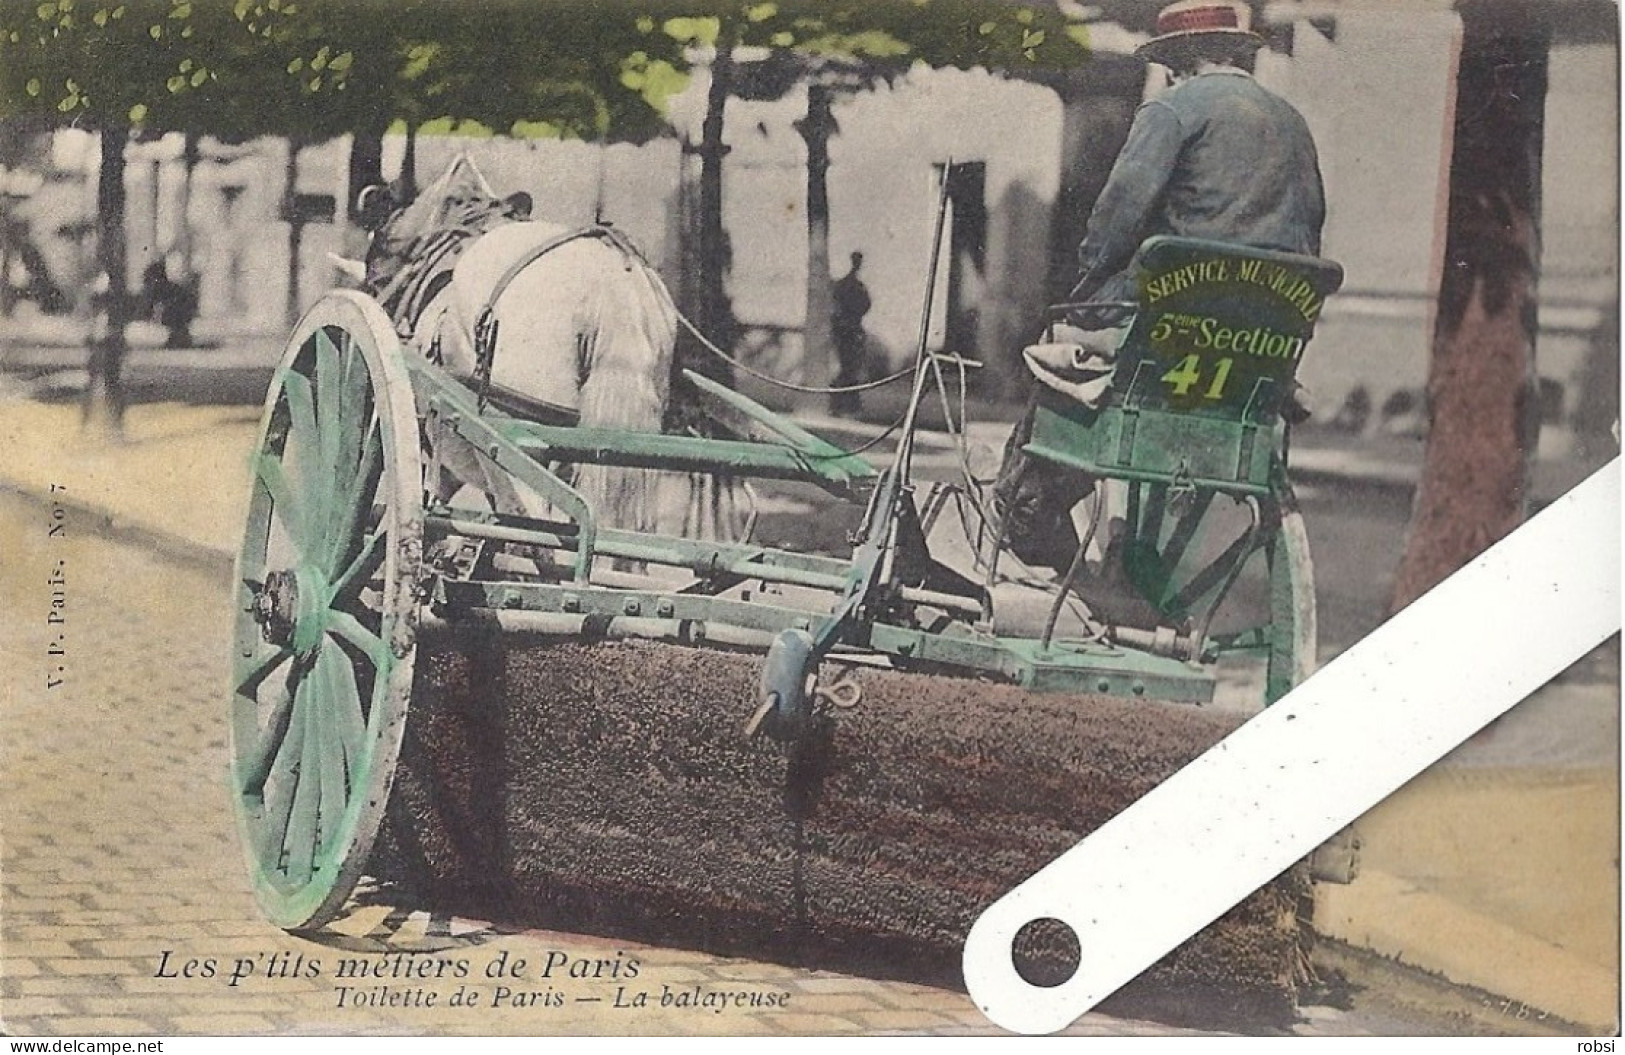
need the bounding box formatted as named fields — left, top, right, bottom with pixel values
left=572, top=242, right=679, bottom=534
left=657, top=470, right=752, bottom=542
left=574, top=241, right=749, bottom=542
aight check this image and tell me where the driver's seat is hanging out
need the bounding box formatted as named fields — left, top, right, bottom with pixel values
left=1024, top=236, right=1344, bottom=495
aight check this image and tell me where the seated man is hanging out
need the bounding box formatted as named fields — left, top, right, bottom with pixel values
left=994, top=0, right=1326, bottom=573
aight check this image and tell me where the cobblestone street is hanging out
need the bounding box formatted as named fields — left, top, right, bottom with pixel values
left=0, top=491, right=1231, bottom=1038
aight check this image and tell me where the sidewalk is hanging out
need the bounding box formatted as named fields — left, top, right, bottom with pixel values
left=0, top=399, right=260, bottom=572
left=0, top=389, right=1617, bottom=1032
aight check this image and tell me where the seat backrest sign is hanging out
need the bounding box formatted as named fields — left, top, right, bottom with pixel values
left=1117, top=239, right=1342, bottom=421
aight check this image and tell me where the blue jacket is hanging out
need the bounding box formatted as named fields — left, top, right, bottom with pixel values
left=1069, top=70, right=1326, bottom=327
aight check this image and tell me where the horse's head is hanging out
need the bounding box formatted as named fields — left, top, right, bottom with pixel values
left=346, top=154, right=533, bottom=306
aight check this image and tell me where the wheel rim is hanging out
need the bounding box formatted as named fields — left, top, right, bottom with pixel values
left=229, top=291, right=422, bottom=929
left=1265, top=485, right=1317, bottom=704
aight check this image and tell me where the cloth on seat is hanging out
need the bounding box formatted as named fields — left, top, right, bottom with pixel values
left=1021, top=323, right=1129, bottom=410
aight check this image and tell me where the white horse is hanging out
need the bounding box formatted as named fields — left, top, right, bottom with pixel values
left=340, top=155, right=738, bottom=539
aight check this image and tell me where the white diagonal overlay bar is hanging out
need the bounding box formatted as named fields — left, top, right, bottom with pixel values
left=964, top=459, right=1621, bottom=1034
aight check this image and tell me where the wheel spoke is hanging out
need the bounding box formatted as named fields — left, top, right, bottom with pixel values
left=352, top=416, right=382, bottom=503
left=281, top=370, right=318, bottom=455
left=314, top=329, right=345, bottom=483
left=311, top=644, right=353, bottom=860
left=236, top=644, right=293, bottom=700
left=1159, top=490, right=1216, bottom=581
left=327, top=609, right=392, bottom=675
left=333, top=334, right=374, bottom=491
left=338, top=329, right=361, bottom=394
left=321, top=638, right=368, bottom=792
left=281, top=673, right=324, bottom=883
left=240, top=676, right=297, bottom=797
left=254, top=452, right=305, bottom=553
left=280, top=371, right=327, bottom=532
left=1171, top=526, right=1258, bottom=617
left=327, top=418, right=382, bottom=570
left=254, top=675, right=306, bottom=868
left=331, top=527, right=385, bottom=608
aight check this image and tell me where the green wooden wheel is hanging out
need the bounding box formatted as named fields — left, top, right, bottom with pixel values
left=229, top=291, right=423, bottom=930
left=1105, top=473, right=1317, bottom=706
left=1263, top=483, right=1317, bottom=703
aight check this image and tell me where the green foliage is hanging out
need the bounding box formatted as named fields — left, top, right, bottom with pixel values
left=389, top=1, right=688, bottom=141
left=0, top=0, right=360, bottom=137
left=0, top=0, right=694, bottom=141
left=0, top=0, right=1094, bottom=141
left=684, top=0, right=1092, bottom=85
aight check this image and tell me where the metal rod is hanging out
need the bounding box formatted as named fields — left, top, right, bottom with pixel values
left=426, top=509, right=854, bottom=576
left=429, top=516, right=557, bottom=547
left=1187, top=496, right=1264, bottom=647
left=426, top=515, right=852, bottom=592
left=894, top=161, right=957, bottom=487
left=430, top=513, right=981, bottom=614
left=418, top=610, right=783, bottom=650
left=417, top=611, right=925, bottom=678
left=900, top=584, right=984, bottom=616
left=1040, top=491, right=1104, bottom=652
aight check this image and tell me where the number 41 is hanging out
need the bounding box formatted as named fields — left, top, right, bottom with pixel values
left=1161, top=354, right=1234, bottom=399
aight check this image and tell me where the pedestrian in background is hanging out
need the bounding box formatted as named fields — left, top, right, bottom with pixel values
left=830, top=250, right=872, bottom=416
left=140, top=256, right=199, bottom=349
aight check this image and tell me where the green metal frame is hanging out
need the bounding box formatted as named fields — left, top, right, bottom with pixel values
left=402, top=335, right=1222, bottom=704
left=422, top=577, right=1212, bottom=703
left=393, top=236, right=1341, bottom=713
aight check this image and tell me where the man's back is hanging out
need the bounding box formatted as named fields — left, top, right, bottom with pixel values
left=1071, top=69, right=1326, bottom=316
left=833, top=272, right=870, bottom=322
left=1151, top=71, right=1324, bottom=255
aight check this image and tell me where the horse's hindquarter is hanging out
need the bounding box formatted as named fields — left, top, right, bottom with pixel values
left=446, top=221, right=675, bottom=431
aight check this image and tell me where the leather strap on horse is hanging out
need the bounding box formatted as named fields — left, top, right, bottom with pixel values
left=473, top=223, right=638, bottom=411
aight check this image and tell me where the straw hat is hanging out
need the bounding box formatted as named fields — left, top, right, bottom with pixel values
left=1136, top=1, right=1264, bottom=66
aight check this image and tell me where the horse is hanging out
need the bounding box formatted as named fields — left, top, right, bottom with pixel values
left=337, top=155, right=740, bottom=540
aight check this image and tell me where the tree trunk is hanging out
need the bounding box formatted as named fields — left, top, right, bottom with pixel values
left=341, top=124, right=387, bottom=267
left=1389, top=4, right=1548, bottom=613
left=347, top=124, right=385, bottom=225
left=798, top=81, right=835, bottom=392
left=684, top=38, right=736, bottom=386
left=283, top=138, right=303, bottom=327
left=178, top=132, right=200, bottom=274
left=82, top=125, right=129, bottom=441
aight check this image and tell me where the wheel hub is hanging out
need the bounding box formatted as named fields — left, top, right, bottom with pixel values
left=251, top=567, right=332, bottom=654
left=250, top=570, right=299, bottom=648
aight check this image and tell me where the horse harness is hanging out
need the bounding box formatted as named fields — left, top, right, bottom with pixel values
left=470, top=223, right=645, bottom=411
left=375, top=227, right=473, bottom=342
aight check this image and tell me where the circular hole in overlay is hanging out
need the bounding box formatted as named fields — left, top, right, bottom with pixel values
left=1011, top=916, right=1081, bottom=988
